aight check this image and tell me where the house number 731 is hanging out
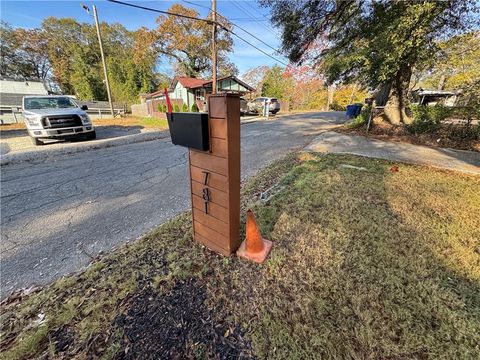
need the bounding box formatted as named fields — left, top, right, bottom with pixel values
left=202, top=171, right=210, bottom=214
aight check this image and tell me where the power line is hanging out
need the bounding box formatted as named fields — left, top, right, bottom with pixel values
left=225, top=27, right=292, bottom=69
left=230, top=0, right=278, bottom=36
left=107, top=0, right=300, bottom=73
left=106, top=0, right=215, bottom=25
left=182, top=0, right=280, bottom=56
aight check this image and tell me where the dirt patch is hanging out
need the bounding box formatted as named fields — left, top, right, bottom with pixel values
left=338, top=122, right=480, bottom=151
left=114, top=279, right=252, bottom=359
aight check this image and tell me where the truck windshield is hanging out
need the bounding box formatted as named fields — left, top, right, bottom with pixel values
left=24, top=97, right=78, bottom=110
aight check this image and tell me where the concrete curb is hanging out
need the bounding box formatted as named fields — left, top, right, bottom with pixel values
left=1, top=130, right=169, bottom=166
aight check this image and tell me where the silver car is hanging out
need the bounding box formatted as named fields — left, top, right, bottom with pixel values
left=247, top=97, right=281, bottom=115
left=22, top=95, right=96, bottom=146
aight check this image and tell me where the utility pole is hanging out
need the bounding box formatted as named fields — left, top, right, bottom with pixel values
left=92, top=5, right=115, bottom=117
left=211, top=0, right=217, bottom=95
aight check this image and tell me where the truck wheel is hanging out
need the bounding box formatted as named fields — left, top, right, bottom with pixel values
left=31, top=137, right=43, bottom=146
left=86, top=130, right=96, bottom=140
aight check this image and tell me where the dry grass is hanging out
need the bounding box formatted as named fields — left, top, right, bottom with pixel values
left=0, top=117, right=168, bottom=133
left=0, top=123, right=26, bottom=131
left=1, top=153, right=479, bottom=359
left=92, top=116, right=168, bottom=130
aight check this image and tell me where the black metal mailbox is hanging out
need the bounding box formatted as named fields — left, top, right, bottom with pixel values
left=167, top=112, right=209, bottom=151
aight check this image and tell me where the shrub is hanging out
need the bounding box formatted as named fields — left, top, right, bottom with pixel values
left=330, top=102, right=346, bottom=111
left=182, top=103, right=189, bottom=112
left=407, top=104, right=451, bottom=134
left=347, top=105, right=371, bottom=129
left=191, top=103, right=199, bottom=112
left=173, top=104, right=180, bottom=112
left=444, top=122, right=480, bottom=141
left=157, top=103, right=163, bottom=112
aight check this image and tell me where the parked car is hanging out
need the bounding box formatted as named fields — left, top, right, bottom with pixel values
left=22, top=95, right=96, bottom=146
left=247, top=97, right=281, bottom=115
left=240, top=97, right=248, bottom=116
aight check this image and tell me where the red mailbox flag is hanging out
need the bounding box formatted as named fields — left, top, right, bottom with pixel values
left=164, top=88, right=173, bottom=113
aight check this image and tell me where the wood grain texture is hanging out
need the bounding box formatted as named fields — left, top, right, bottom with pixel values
left=189, top=150, right=227, bottom=176
left=193, top=208, right=229, bottom=236
left=195, top=233, right=230, bottom=256
left=194, top=221, right=230, bottom=253
left=190, top=165, right=228, bottom=192
left=189, top=94, right=241, bottom=255
left=191, top=181, right=228, bottom=208
left=210, top=117, right=227, bottom=139
left=209, top=96, right=227, bottom=119
left=192, top=194, right=229, bottom=223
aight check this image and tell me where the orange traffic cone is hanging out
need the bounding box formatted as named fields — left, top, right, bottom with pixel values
left=236, top=209, right=272, bottom=263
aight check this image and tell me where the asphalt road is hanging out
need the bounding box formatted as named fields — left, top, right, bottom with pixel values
left=1, top=111, right=345, bottom=297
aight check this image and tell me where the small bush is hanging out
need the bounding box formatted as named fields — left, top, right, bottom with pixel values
left=173, top=104, right=180, bottom=112
left=443, top=123, right=480, bottom=141
left=157, top=103, right=163, bottom=112
left=191, top=103, right=199, bottom=112
left=182, top=103, right=188, bottom=112
left=330, top=102, right=346, bottom=111
left=347, top=105, right=371, bottom=129
left=407, top=104, right=451, bottom=134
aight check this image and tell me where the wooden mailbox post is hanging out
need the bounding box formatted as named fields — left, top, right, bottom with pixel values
left=188, top=94, right=241, bottom=255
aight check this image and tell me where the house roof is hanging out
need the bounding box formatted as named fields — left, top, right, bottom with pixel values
left=412, top=88, right=462, bottom=96
left=176, top=77, right=210, bottom=89
left=144, top=75, right=255, bottom=99
left=181, top=76, right=256, bottom=91
left=0, top=79, right=48, bottom=96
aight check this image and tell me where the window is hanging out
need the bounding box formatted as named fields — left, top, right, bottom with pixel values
left=24, top=97, right=78, bottom=110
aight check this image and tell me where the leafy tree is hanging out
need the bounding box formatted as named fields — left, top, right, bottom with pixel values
left=261, top=65, right=294, bottom=101
left=240, top=65, right=270, bottom=95
left=42, top=17, right=83, bottom=94
left=40, top=17, right=157, bottom=103
left=0, top=22, right=50, bottom=80
left=262, top=0, right=478, bottom=124
left=155, top=4, right=236, bottom=78
left=419, top=31, right=480, bottom=100
left=0, top=22, right=16, bottom=77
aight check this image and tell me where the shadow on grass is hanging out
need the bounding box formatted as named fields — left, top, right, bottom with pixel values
left=1, top=153, right=478, bottom=359
left=231, top=153, right=480, bottom=359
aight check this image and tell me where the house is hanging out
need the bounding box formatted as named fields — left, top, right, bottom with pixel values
left=0, top=78, right=49, bottom=124
left=141, top=75, right=255, bottom=116
left=411, top=88, right=462, bottom=107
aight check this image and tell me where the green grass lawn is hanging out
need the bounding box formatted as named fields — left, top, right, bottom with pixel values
left=1, top=153, right=479, bottom=359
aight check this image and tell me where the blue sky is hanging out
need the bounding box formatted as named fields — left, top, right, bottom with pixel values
left=0, top=0, right=286, bottom=76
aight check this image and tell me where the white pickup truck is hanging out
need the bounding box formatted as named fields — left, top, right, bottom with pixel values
left=22, top=95, right=96, bottom=146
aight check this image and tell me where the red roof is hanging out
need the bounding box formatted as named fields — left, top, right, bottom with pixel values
left=177, top=77, right=210, bottom=89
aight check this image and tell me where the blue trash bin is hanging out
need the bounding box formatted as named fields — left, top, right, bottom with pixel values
left=346, top=105, right=356, bottom=118
left=354, top=104, right=363, bottom=116
left=346, top=104, right=363, bottom=118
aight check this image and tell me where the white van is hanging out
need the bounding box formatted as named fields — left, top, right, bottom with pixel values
left=22, top=95, right=96, bottom=146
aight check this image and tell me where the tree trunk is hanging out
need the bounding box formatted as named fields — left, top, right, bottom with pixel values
left=383, top=65, right=413, bottom=124
left=375, top=82, right=391, bottom=107
left=437, top=74, right=446, bottom=90
left=327, top=84, right=335, bottom=110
